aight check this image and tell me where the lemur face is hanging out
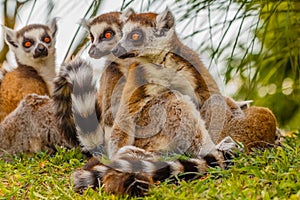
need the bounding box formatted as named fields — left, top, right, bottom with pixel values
left=3, top=18, right=57, bottom=65
left=81, top=12, right=123, bottom=59
left=112, top=9, right=175, bottom=59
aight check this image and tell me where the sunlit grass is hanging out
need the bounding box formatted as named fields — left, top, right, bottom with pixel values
left=0, top=131, right=300, bottom=199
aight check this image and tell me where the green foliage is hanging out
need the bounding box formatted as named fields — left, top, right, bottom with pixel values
left=154, top=0, right=300, bottom=129
left=227, top=1, right=300, bottom=129
left=1, top=131, right=300, bottom=199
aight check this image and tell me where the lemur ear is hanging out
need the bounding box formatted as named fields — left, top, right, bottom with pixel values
left=121, top=8, right=135, bottom=22
left=79, top=18, right=91, bottom=30
left=156, top=8, right=175, bottom=31
left=2, top=26, right=18, bottom=48
left=48, top=17, right=59, bottom=37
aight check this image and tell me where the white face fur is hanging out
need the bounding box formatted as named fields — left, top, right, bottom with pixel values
left=82, top=18, right=123, bottom=59
left=112, top=9, right=176, bottom=59
left=3, top=19, right=57, bottom=66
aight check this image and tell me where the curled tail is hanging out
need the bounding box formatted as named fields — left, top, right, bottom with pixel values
left=53, top=59, right=103, bottom=153
left=73, top=145, right=232, bottom=197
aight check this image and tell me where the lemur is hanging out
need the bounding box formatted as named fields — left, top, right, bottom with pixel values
left=99, top=9, right=238, bottom=164
left=0, top=19, right=57, bottom=122
left=111, top=8, right=277, bottom=150
left=0, top=20, right=72, bottom=158
left=53, top=12, right=130, bottom=152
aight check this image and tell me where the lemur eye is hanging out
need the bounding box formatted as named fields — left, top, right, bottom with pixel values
left=43, top=37, right=51, bottom=43
left=104, top=32, right=112, bottom=39
left=23, top=41, right=33, bottom=48
left=90, top=33, right=94, bottom=43
left=129, top=30, right=143, bottom=43
left=101, top=30, right=114, bottom=41
left=131, top=33, right=140, bottom=41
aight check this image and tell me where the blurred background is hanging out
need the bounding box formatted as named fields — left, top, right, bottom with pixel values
left=0, top=0, right=299, bottom=130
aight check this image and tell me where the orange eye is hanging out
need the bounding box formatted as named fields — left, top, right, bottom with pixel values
left=131, top=33, right=140, bottom=41
left=44, top=37, right=51, bottom=43
left=24, top=41, right=32, bottom=48
left=104, top=32, right=112, bottom=39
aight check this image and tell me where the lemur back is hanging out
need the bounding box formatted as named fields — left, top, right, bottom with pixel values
left=0, top=19, right=57, bottom=122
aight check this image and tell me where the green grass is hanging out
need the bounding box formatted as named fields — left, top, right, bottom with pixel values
left=1, top=131, right=300, bottom=200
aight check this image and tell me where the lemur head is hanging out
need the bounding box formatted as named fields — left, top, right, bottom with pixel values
left=81, top=12, right=123, bottom=59
left=111, top=8, right=176, bottom=59
left=2, top=18, right=57, bottom=66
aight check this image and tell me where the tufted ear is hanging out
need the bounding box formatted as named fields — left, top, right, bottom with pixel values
left=48, top=17, right=59, bottom=37
left=2, top=25, right=18, bottom=48
left=121, top=8, right=135, bottom=22
left=156, top=8, right=175, bottom=31
left=79, top=18, right=91, bottom=30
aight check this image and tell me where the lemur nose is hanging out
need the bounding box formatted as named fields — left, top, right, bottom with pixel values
left=89, top=45, right=98, bottom=55
left=88, top=45, right=103, bottom=59
left=37, top=44, right=46, bottom=53
left=34, top=43, right=48, bottom=58
left=111, top=44, right=127, bottom=58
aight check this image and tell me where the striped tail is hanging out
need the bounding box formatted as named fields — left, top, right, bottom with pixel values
left=53, top=59, right=103, bottom=154
left=73, top=146, right=230, bottom=197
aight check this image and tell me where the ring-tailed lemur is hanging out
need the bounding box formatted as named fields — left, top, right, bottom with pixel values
left=0, top=19, right=72, bottom=158
left=53, top=12, right=131, bottom=151
left=0, top=19, right=57, bottom=122
left=112, top=8, right=277, bottom=150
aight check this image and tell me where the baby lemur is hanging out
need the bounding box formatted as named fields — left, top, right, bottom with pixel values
left=0, top=19, right=57, bottom=122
